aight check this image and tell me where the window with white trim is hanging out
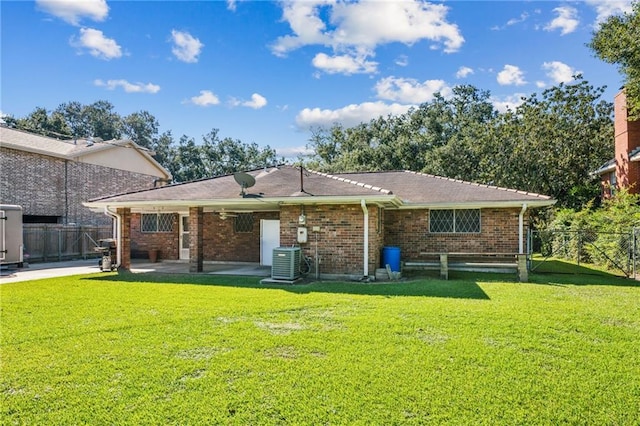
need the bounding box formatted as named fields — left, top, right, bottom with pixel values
left=429, top=209, right=480, bottom=233
left=141, top=213, right=174, bottom=233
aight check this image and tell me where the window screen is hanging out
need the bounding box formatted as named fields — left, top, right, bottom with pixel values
left=141, top=213, right=174, bottom=233
left=234, top=213, right=254, bottom=233
left=429, top=209, right=480, bottom=233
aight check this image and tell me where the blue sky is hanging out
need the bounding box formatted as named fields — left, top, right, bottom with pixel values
left=1, top=0, right=633, bottom=158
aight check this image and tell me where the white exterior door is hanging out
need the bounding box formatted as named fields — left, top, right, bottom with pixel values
left=179, top=215, right=190, bottom=260
left=260, top=219, right=280, bottom=266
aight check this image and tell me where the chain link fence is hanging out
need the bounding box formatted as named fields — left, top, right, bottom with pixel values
left=24, top=224, right=113, bottom=263
left=528, top=228, right=638, bottom=278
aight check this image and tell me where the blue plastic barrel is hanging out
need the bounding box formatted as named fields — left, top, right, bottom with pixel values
left=381, top=246, right=401, bottom=272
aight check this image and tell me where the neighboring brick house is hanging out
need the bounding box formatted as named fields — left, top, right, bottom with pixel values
left=596, top=90, right=640, bottom=197
left=0, top=126, right=171, bottom=226
left=85, top=165, right=555, bottom=279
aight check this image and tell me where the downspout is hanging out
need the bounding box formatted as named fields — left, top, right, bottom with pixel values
left=361, top=200, right=369, bottom=278
left=104, top=206, right=122, bottom=267
left=518, top=203, right=528, bottom=254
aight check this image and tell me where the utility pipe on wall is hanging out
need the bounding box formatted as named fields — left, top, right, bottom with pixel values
left=104, top=206, right=122, bottom=267
left=518, top=203, right=528, bottom=254
left=361, top=200, right=369, bottom=278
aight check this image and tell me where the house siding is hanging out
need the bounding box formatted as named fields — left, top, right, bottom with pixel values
left=129, top=211, right=279, bottom=262
left=1, top=147, right=162, bottom=226
left=280, top=204, right=382, bottom=276
left=614, top=91, right=640, bottom=194
left=127, top=206, right=523, bottom=275
left=385, top=208, right=523, bottom=259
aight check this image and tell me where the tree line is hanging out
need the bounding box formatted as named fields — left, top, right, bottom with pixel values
left=5, top=2, right=638, bottom=210
left=305, top=77, right=613, bottom=210
left=3, top=77, right=614, bottom=209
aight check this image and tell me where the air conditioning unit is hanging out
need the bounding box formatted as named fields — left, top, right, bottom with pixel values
left=271, top=247, right=301, bottom=280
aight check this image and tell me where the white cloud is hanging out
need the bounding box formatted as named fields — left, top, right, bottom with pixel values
left=456, top=66, right=474, bottom=79
left=271, top=0, right=463, bottom=75
left=585, top=0, right=633, bottom=25
left=94, top=79, right=160, bottom=93
left=493, top=12, right=531, bottom=30
left=296, top=101, right=413, bottom=129
left=36, top=0, right=108, bottom=25
left=536, top=81, right=547, bottom=89
left=227, top=0, right=237, bottom=12
left=542, top=61, right=580, bottom=84
left=312, top=52, right=378, bottom=74
left=375, top=77, right=451, bottom=104
left=545, top=6, right=579, bottom=35
left=497, top=65, right=527, bottom=86
left=241, top=93, right=268, bottom=109
left=188, top=90, right=220, bottom=106
left=70, top=28, right=122, bottom=60
left=170, top=30, right=204, bottom=63
left=276, top=145, right=314, bottom=158
left=491, top=93, right=526, bottom=113
left=395, top=55, right=409, bottom=67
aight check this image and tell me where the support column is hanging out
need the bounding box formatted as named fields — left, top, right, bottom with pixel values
left=118, top=208, right=131, bottom=272
left=517, top=254, right=528, bottom=282
left=440, top=253, right=448, bottom=280
left=189, top=207, right=204, bottom=273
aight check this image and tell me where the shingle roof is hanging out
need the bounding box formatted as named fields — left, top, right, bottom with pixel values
left=0, top=126, right=123, bottom=159
left=88, top=166, right=392, bottom=203
left=334, top=170, right=553, bottom=204
left=87, top=165, right=555, bottom=208
left=1, top=126, right=171, bottom=178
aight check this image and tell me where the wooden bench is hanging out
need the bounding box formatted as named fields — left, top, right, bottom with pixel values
left=403, top=252, right=528, bottom=282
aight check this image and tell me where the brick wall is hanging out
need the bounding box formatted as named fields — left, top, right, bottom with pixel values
left=614, top=91, right=640, bottom=194
left=128, top=206, right=523, bottom=274
left=203, top=211, right=279, bottom=262
left=385, top=208, right=523, bottom=259
left=129, top=211, right=279, bottom=262
left=1, top=147, right=162, bottom=225
left=129, top=213, right=180, bottom=260
left=280, top=204, right=382, bottom=276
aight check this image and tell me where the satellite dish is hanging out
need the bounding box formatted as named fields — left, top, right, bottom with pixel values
left=234, top=172, right=256, bottom=196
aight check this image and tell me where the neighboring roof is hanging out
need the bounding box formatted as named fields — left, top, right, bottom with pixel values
left=594, top=158, right=616, bottom=176
left=85, top=165, right=555, bottom=211
left=0, top=126, right=171, bottom=179
left=594, top=146, right=640, bottom=176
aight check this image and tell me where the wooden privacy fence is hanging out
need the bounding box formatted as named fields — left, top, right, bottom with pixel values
left=23, top=224, right=113, bottom=263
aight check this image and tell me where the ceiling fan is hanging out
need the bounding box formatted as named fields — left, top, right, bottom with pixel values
left=218, top=209, right=238, bottom=220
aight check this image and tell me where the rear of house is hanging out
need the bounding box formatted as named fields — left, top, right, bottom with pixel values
left=85, top=166, right=555, bottom=279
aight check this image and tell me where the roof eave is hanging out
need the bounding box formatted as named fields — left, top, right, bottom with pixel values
left=83, top=194, right=401, bottom=210
left=396, top=199, right=557, bottom=210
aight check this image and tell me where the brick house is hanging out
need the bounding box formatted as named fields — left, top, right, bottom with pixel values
left=0, top=126, right=172, bottom=226
left=85, top=165, right=555, bottom=279
left=596, top=90, right=640, bottom=197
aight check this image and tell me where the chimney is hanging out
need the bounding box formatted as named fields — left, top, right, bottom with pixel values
left=614, top=90, right=640, bottom=194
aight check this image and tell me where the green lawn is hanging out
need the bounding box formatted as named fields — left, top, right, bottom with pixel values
left=2, top=264, right=639, bottom=424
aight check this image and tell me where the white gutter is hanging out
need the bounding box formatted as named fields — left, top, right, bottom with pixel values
left=104, top=206, right=122, bottom=267
left=361, top=199, right=369, bottom=277
left=518, top=203, right=527, bottom=254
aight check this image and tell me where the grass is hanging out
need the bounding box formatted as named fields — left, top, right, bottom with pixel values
left=1, top=262, right=639, bottom=424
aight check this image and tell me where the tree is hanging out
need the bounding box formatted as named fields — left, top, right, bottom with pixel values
left=307, top=85, right=498, bottom=173
left=122, top=111, right=159, bottom=149
left=10, top=106, right=71, bottom=138
left=589, top=1, right=640, bottom=119
left=427, top=77, right=613, bottom=209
